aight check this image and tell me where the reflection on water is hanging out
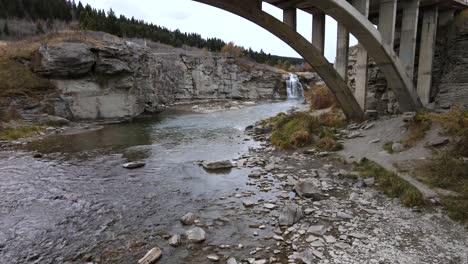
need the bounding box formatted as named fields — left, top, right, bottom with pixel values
left=0, top=100, right=303, bottom=264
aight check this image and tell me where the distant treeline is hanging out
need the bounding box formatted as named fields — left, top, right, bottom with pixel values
left=0, top=0, right=304, bottom=66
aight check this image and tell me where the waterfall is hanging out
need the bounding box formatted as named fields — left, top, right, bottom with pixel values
left=286, top=73, right=304, bottom=100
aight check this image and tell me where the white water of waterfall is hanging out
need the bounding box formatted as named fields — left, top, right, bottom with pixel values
left=286, top=74, right=304, bottom=99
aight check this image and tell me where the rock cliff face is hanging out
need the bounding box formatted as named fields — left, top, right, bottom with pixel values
left=31, top=36, right=285, bottom=120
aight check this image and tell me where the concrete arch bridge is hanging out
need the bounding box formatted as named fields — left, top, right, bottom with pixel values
left=193, top=0, right=468, bottom=120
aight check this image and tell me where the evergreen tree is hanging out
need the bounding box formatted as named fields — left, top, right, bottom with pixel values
left=36, top=22, right=44, bottom=34
left=3, top=22, right=9, bottom=36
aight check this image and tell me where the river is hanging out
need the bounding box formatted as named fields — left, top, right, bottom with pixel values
left=0, top=100, right=303, bottom=264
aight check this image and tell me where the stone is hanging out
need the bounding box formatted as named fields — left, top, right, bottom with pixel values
left=123, top=145, right=152, bottom=161
left=273, top=235, right=284, bottom=241
left=402, top=112, right=417, bottom=122
left=296, top=249, right=315, bottom=264
left=363, top=177, right=375, bottom=187
left=138, top=247, right=162, bottom=264
left=307, top=225, right=327, bottom=236
left=349, top=193, right=359, bottom=201
left=242, top=200, right=256, bottom=208
left=294, top=181, right=322, bottom=199
left=248, top=172, right=262, bottom=178
left=168, top=234, right=181, bottom=247
left=202, top=160, right=233, bottom=170
left=122, top=161, right=146, bottom=169
left=226, top=257, right=238, bottom=264
left=180, top=213, right=197, bottom=225
left=185, top=227, right=206, bottom=243
left=324, top=235, right=336, bottom=243
left=45, top=115, right=70, bottom=126
left=349, top=232, right=367, bottom=239
left=207, top=254, right=220, bottom=262
left=426, top=138, right=450, bottom=148
left=278, top=204, right=303, bottom=226
left=337, top=212, right=353, bottom=219
left=264, top=203, right=276, bottom=210
left=335, top=242, right=351, bottom=249
left=392, top=142, right=405, bottom=152
left=369, top=138, right=381, bottom=144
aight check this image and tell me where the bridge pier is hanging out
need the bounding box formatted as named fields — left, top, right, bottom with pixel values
left=312, top=10, right=326, bottom=54
left=417, top=7, right=439, bottom=106
left=353, top=0, right=370, bottom=110
left=399, top=0, right=420, bottom=81
left=378, top=0, right=397, bottom=47
left=283, top=7, right=297, bottom=29
left=335, top=23, right=350, bottom=81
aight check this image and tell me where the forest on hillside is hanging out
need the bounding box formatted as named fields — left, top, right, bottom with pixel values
left=0, top=0, right=304, bottom=67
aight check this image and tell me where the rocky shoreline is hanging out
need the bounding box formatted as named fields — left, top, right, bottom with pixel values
left=157, top=119, right=467, bottom=264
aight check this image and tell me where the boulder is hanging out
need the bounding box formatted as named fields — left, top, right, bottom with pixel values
left=122, top=161, right=146, bottom=169
left=33, top=42, right=96, bottom=77
left=202, top=160, right=233, bottom=170
left=392, top=142, right=405, bottom=152
left=294, top=181, right=322, bottom=199
left=185, top=227, right=206, bottom=243
left=180, top=213, right=197, bottom=225
left=45, top=115, right=70, bottom=126
left=278, top=204, right=303, bottom=226
left=138, top=247, right=162, bottom=264
left=168, top=234, right=181, bottom=247
left=123, top=145, right=152, bottom=161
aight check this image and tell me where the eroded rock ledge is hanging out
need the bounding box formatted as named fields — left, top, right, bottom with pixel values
left=31, top=35, right=286, bottom=120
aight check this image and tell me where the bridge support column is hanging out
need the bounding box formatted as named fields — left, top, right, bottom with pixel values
left=399, top=0, right=420, bottom=81
left=417, top=7, right=439, bottom=106
left=335, top=23, right=349, bottom=80
left=353, top=0, right=370, bottom=110
left=283, top=7, right=297, bottom=30
left=312, top=10, right=326, bottom=54
left=378, top=0, right=397, bottom=47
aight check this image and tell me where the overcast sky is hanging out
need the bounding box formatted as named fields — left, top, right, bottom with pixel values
left=80, top=0, right=357, bottom=61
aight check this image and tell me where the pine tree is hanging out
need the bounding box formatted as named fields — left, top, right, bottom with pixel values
left=36, top=22, right=45, bottom=34
left=3, top=22, right=9, bottom=36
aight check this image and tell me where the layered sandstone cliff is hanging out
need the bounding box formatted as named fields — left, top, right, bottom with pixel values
left=29, top=34, right=285, bottom=120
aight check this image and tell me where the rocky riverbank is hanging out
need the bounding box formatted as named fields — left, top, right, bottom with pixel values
left=133, top=115, right=467, bottom=264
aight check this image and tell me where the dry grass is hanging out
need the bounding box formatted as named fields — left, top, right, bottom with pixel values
left=318, top=109, right=347, bottom=128
left=402, top=111, right=432, bottom=147
left=0, top=30, right=106, bottom=104
left=412, top=106, right=468, bottom=223
left=307, top=85, right=337, bottom=110
left=354, top=158, right=425, bottom=207
left=0, top=124, right=45, bottom=141
left=316, top=137, right=343, bottom=151
left=267, top=110, right=346, bottom=151
left=271, top=112, right=319, bottom=149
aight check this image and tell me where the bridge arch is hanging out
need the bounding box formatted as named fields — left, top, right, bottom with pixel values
left=194, top=0, right=425, bottom=119
left=194, top=0, right=365, bottom=121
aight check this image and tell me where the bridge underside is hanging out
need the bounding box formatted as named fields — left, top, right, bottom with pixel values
left=193, top=0, right=467, bottom=119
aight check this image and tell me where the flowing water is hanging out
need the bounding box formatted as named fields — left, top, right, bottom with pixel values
left=0, top=100, right=302, bottom=264
left=286, top=74, right=304, bottom=100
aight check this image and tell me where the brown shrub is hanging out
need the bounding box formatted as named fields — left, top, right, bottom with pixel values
left=290, top=130, right=312, bottom=148
left=308, top=85, right=337, bottom=110
left=319, top=109, right=347, bottom=128
left=221, top=42, right=243, bottom=57
left=316, top=137, right=343, bottom=151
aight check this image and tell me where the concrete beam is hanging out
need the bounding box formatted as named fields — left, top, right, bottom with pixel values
left=335, top=23, right=349, bottom=80
left=353, top=0, right=370, bottom=110
left=283, top=7, right=297, bottom=30
left=312, top=10, right=326, bottom=54
left=399, top=0, right=420, bottom=81
left=378, top=0, right=397, bottom=47
left=417, top=7, right=439, bottom=106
